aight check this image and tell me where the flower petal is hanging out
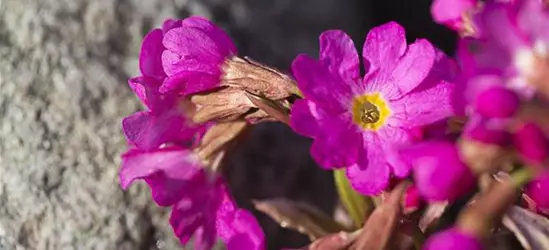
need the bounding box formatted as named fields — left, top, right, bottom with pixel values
left=181, top=16, right=237, bottom=56
left=170, top=175, right=223, bottom=249
left=379, top=127, right=414, bottom=178
left=319, top=30, right=360, bottom=80
left=362, top=22, right=407, bottom=75
left=224, top=210, right=265, bottom=250
left=310, top=117, right=360, bottom=169
left=291, top=54, right=353, bottom=113
left=389, top=80, right=455, bottom=128
left=431, top=0, right=477, bottom=30
left=347, top=135, right=391, bottom=195
left=391, top=39, right=436, bottom=95
left=346, top=162, right=390, bottom=196
left=139, top=29, right=166, bottom=79
left=160, top=70, right=220, bottom=95
left=119, top=146, right=201, bottom=190
left=290, top=99, right=326, bottom=138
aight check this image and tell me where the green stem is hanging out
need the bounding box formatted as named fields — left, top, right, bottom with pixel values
left=511, top=167, right=535, bottom=187
left=333, top=169, right=374, bottom=229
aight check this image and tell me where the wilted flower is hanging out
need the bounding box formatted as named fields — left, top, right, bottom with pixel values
left=120, top=147, right=265, bottom=250
left=290, top=22, right=456, bottom=194
left=423, top=228, right=483, bottom=250
left=398, top=141, right=476, bottom=201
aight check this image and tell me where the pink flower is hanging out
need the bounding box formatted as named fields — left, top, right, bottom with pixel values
left=424, top=228, right=483, bottom=250
left=525, top=173, right=549, bottom=212
left=514, top=122, right=549, bottom=165
left=158, top=17, right=237, bottom=95
left=463, top=0, right=549, bottom=98
left=120, top=147, right=264, bottom=250
left=397, top=141, right=476, bottom=202
left=122, top=76, right=208, bottom=151
left=431, top=0, right=479, bottom=32
left=290, top=22, right=456, bottom=195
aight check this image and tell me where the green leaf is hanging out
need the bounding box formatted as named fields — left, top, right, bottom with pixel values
left=333, top=169, right=374, bottom=229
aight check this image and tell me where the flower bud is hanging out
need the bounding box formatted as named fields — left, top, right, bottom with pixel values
left=514, top=122, right=549, bottom=165
left=399, top=141, right=476, bottom=202
left=475, top=86, right=520, bottom=118
left=525, top=173, right=549, bottom=210
left=424, top=228, right=483, bottom=250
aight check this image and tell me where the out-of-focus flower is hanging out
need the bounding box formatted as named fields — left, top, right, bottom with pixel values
left=423, top=228, right=483, bottom=250
left=474, top=86, right=521, bottom=118
left=404, top=184, right=423, bottom=213
left=398, top=141, right=476, bottom=201
left=431, top=0, right=479, bottom=35
left=290, top=22, right=456, bottom=195
left=120, top=147, right=264, bottom=250
left=525, top=172, right=549, bottom=213
left=514, top=122, right=549, bottom=165
left=464, top=0, right=549, bottom=99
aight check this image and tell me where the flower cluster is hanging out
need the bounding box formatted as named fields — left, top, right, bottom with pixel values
left=119, top=1, right=549, bottom=248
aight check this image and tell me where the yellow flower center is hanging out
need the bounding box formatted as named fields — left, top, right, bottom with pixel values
left=351, top=93, right=390, bottom=131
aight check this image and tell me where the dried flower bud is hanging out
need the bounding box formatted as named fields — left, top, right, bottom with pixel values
left=514, top=122, right=549, bottom=165
left=195, top=121, right=248, bottom=164
left=459, top=135, right=510, bottom=174
left=222, top=56, right=298, bottom=100
left=190, top=87, right=255, bottom=123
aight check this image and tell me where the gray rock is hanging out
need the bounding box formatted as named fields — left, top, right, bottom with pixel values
left=0, top=0, right=367, bottom=249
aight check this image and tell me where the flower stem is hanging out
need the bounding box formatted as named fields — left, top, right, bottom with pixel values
left=333, top=169, right=374, bottom=229
left=511, top=167, right=535, bottom=187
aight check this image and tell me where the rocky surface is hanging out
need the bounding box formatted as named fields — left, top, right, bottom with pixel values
left=0, top=0, right=368, bottom=249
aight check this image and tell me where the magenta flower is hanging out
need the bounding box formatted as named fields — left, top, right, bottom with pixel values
left=290, top=22, right=456, bottom=194
left=158, top=16, right=237, bottom=95
left=514, top=122, right=549, bottom=165
left=423, top=228, right=483, bottom=250
left=525, top=173, right=549, bottom=212
left=463, top=0, right=549, bottom=98
left=431, top=0, right=478, bottom=32
left=397, top=141, right=476, bottom=202
left=122, top=76, right=208, bottom=151
left=120, top=147, right=264, bottom=250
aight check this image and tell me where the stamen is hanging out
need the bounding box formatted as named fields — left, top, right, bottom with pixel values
left=360, top=102, right=380, bottom=124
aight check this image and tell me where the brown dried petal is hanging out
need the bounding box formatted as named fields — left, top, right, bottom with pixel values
left=190, top=87, right=254, bottom=123
left=196, top=121, right=247, bottom=162
left=418, top=202, right=449, bottom=233
left=223, top=56, right=297, bottom=100
left=457, top=178, right=519, bottom=238
left=253, top=198, right=349, bottom=241
left=295, top=231, right=357, bottom=250
left=459, top=138, right=510, bottom=174
left=349, top=182, right=409, bottom=250
left=503, top=206, right=549, bottom=250
left=245, top=92, right=291, bottom=125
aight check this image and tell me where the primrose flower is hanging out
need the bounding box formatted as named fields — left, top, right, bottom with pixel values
left=398, top=141, right=476, bottom=202
left=120, top=147, right=265, bottom=250
left=423, top=228, right=483, bottom=250
left=122, top=76, right=208, bottom=151
left=431, top=0, right=479, bottom=34
left=514, top=122, right=549, bottom=165
left=525, top=173, right=549, bottom=213
left=463, top=0, right=549, bottom=98
left=290, top=22, right=456, bottom=194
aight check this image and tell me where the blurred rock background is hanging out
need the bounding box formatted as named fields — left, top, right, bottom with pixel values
left=0, top=0, right=454, bottom=249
